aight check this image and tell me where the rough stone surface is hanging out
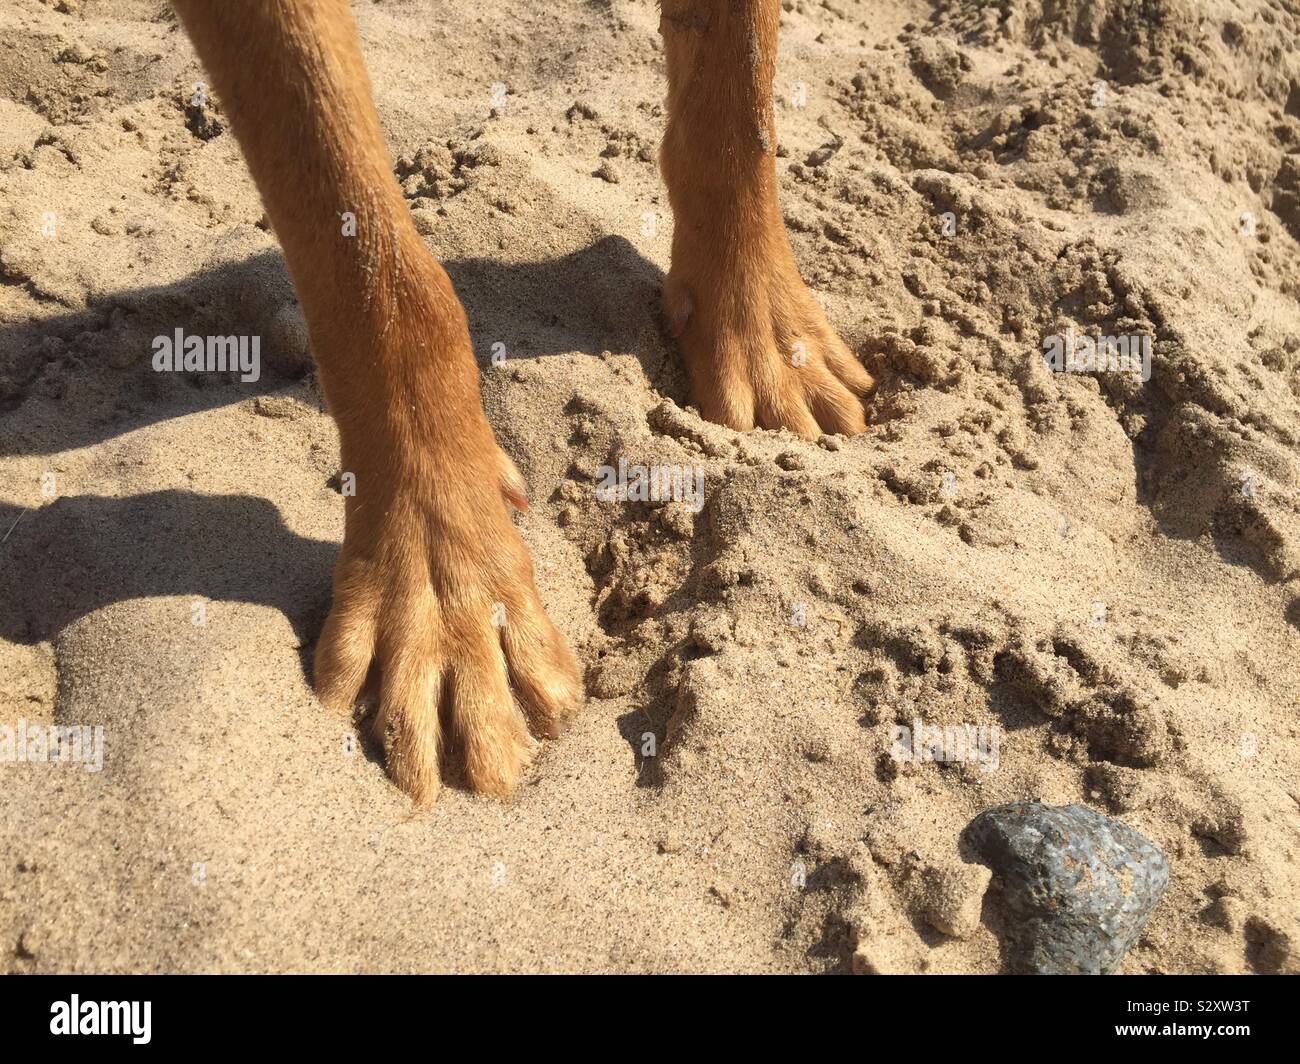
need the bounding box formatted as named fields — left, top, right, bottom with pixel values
left=965, top=802, right=1169, bottom=974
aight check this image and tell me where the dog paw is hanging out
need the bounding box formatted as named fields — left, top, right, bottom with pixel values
left=664, top=252, right=874, bottom=439
left=313, top=420, right=582, bottom=805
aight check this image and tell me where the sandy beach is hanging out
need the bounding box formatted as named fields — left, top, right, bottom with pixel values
left=1, top=0, right=1298, bottom=973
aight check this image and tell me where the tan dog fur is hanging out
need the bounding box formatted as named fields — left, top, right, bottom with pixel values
left=171, top=0, right=873, bottom=804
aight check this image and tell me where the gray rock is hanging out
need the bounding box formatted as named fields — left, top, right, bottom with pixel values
left=964, top=801, right=1169, bottom=974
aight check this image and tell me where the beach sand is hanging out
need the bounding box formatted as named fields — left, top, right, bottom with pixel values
left=1, top=0, right=1298, bottom=973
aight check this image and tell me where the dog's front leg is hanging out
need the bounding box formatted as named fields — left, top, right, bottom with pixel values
left=659, top=0, right=875, bottom=437
left=172, top=0, right=581, bottom=803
